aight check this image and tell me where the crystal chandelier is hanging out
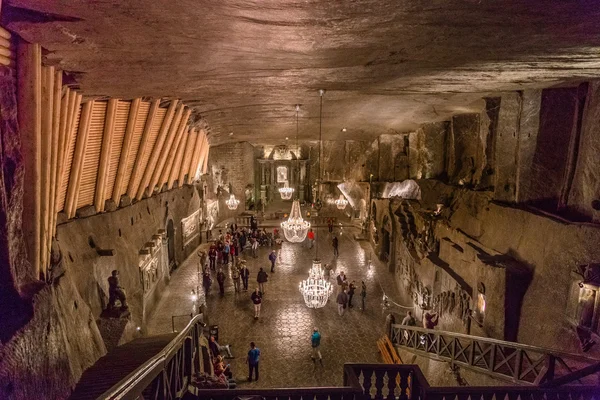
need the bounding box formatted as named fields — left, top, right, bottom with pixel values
left=225, top=194, right=240, bottom=210
left=335, top=194, right=348, bottom=210
left=299, top=259, right=333, bottom=308
left=278, top=181, right=294, bottom=200
left=281, top=200, right=310, bottom=242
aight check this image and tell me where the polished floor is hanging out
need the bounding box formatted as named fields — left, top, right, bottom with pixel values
left=147, top=226, right=402, bottom=388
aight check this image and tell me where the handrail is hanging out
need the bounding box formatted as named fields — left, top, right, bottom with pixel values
left=98, top=314, right=205, bottom=400
left=390, top=324, right=600, bottom=363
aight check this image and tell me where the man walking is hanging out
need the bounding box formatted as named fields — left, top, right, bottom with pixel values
left=307, top=228, right=315, bottom=249
left=251, top=237, right=259, bottom=258
left=247, top=341, right=260, bottom=382
left=240, top=261, right=250, bottom=291
left=348, top=281, right=356, bottom=308
left=268, top=250, right=277, bottom=273
left=208, top=245, right=217, bottom=270
left=327, top=218, right=333, bottom=233
left=336, top=289, right=348, bottom=316
left=251, top=288, right=263, bottom=319
left=360, top=281, right=367, bottom=311
left=311, top=328, right=323, bottom=365
left=232, top=263, right=241, bottom=293
left=332, top=236, right=339, bottom=258
left=336, top=271, right=346, bottom=294
left=217, top=268, right=225, bottom=295
left=257, top=268, right=268, bottom=294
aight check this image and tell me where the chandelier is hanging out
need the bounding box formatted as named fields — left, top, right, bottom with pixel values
left=278, top=181, right=294, bottom=200
left=225, top=194, right=240, bottom=210
left=335, top=194, right=348, bottom=210
left=281, top=200, right=310, bottom=242
left=299, top=259, right=333, bottom=308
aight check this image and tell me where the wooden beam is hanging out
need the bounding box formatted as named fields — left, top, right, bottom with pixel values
left=54, top=87, right=70, bottom=223
left=179, top=128, right=198, bottom=185
left=56, top=91, right=80, bottom=215
left=95, top=99, right=117, bottom=212
left=168, top=126, right=191, bottom=190
left=158, top=108, right=190, bottom=192
left=202, top=137, right=210, bottom=175
left=196, top=133, right=209, bottom=178
left=135, top=99, right=179, bottom=200
left=40, top=66, right=54, bottom=275
left=48, top=69, right=62, bottom=253
left=0, top=26, right=10, bottom=41
left=127, top=99, right=160, bottom=199
left=17, top=40, right=42, bottom=280
left=65, top=101, right=93, bottom=218
left=187, top=130, right=204, bottom=184
left=112, top=98, right=140, bottom=204
left=148, top=104, right=185, bottom=195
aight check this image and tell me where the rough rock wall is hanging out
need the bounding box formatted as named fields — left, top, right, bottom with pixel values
left=447, top=114, right=483, bottom=185
left=207, top=141, right=256, bottom=219
left=56, top=185, right=202, bottom=324
left=568, top=81, right=600, bottom=222
left=0, top=274, right=106, bottom=400
left=408, top=122, right=447, bottom=180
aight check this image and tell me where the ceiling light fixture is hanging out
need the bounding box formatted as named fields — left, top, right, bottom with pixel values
left=335, top=194, right=348, bottom=210
left=341, top=127, right=347, bottom=132
left=278, top=181, right=294, bottom=200
left=281, top=104, right=310, bottom=242
left=225, top=194, right=240, bottom=210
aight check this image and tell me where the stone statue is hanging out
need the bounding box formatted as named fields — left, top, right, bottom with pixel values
left=48, top=238, right=66, bottom=282
left=108, top=270, right=128, bottom=311
left=449, top=292, right=456, bottom=314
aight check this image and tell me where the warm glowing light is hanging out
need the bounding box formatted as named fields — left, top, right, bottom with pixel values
left=278, top=181, right=294, bottom=200
left=299, top=259, right=333, bottom=308
left=281, top=200, right=310, bottom=242
left=225, top=194, right=240, bottom=210
left=335, top=194, right=348, bottom=210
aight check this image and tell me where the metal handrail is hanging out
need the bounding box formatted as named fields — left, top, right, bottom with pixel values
left=98, top=314, right=205, bottom=400
left=390, top=324, right=600, bottom=363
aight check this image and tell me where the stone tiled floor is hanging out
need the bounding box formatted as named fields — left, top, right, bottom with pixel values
left=147, top=226, right=403, bottom=388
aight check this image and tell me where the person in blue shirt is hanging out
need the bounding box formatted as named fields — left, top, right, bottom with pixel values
left=311, top=328, right=323, bottom=365
left=268, top=250, right=277, bottom=273
left=246, top=341, right=260, bottom=382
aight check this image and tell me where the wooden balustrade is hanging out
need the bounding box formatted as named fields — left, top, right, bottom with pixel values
left=390, top=324, right=600, bottom=386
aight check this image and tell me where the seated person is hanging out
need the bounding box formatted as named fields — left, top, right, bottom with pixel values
left=209, top=335, right=234, bottom=358
left=213, top=355, right=233, bottom=380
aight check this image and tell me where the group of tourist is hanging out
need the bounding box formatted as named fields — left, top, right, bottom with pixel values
left=334, top=270, right=367, bottom=315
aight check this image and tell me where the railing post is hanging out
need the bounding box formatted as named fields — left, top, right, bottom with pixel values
left=184, top=336, right=193, bottom=381
left=546, top=355, right=556, bottom=383
left=513, top=348, right=523, bottom=381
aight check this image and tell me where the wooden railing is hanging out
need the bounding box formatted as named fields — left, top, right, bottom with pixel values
left=390, top=324, right=600, bottom=386
left=96, top=319, right=599, bottom=400
left=97, top=315, right=206, bottom=400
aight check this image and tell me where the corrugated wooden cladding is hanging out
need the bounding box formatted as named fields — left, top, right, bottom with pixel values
left=0, top=24, right=15, bottom=68
left=34, top=71, right=208, bottom=280
left=55, top=99, right=208, bottom=218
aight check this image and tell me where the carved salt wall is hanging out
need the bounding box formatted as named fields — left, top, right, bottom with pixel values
left=139, top=230, right=169, bottom=323
left=181, top=209, right=200, bottom=247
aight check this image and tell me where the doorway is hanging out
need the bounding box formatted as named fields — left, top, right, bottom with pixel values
left=167, top=219, right=175, bottom=270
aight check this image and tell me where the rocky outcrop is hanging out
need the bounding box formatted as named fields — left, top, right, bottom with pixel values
left=0, top=273, right=107, bottom=400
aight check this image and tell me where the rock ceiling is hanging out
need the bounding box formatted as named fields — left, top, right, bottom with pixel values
left=5, top=0, right=600, bottom=144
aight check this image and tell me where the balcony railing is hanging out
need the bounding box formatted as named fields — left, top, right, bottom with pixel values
left=95, top=316, right=599, bottom=400
left=389, top=324, right=600, bottom=386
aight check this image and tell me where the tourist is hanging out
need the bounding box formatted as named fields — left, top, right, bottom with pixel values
left=216, top=241, right=224, bottom=265
left=257, top=267, right=268, bottom=294
left=251, top=288, right=262, bottom=319
left=208, top=245, right=217, bottom=271
left=337, top=289, right=348, bottom=316
left=223, top=241, right=230, bottom=265
left=268, top=250, right=277, bottom=273
left=216, top=268, right=225, bottom=295
left=311, top=328, right=323, bottom=365
left=246, top=341, right=260, bottom=382
left=232, top=263, right=241, bottom=293
left=230, top=222, right=238, bottom=234
left=239, top=229, right=247, bottom=252
left=332, top=236, right=339, bottom=257
left=401, top=310, right=416, bottom=326
left=209, top=335, right=234, bottom=359
left=360, top=281, right=367, bottom=311
left=336, top=271, right=346, bottom=294
left=240, top=261, right=250, bottom=291
left=230, top=239, right=236, bottom=263
left=327, top=218, right=333, bottom=233
left=251, top=237, right=259, bottom=258
left=307, top=228, right=315, bottom=249
left=218, top=230, right=224, bottom=242
left=348, top=281, right=356, bottom=308
left=424, top=312, right=439, bottom=329
left=214, top=355, right=233, bottom=380
left=202, top=271, right=211, bottom=295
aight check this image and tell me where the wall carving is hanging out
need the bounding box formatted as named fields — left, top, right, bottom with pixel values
left=139, top=231, right=168, bottom=298
left=182, top=209, right=201, bottom=247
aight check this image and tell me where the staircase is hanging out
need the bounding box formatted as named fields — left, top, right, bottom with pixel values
left=70, top=316, right=600, bottom=400
left=389, top=324, right=600, bottom=387
left=69, top=333, right=177, bottom=399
